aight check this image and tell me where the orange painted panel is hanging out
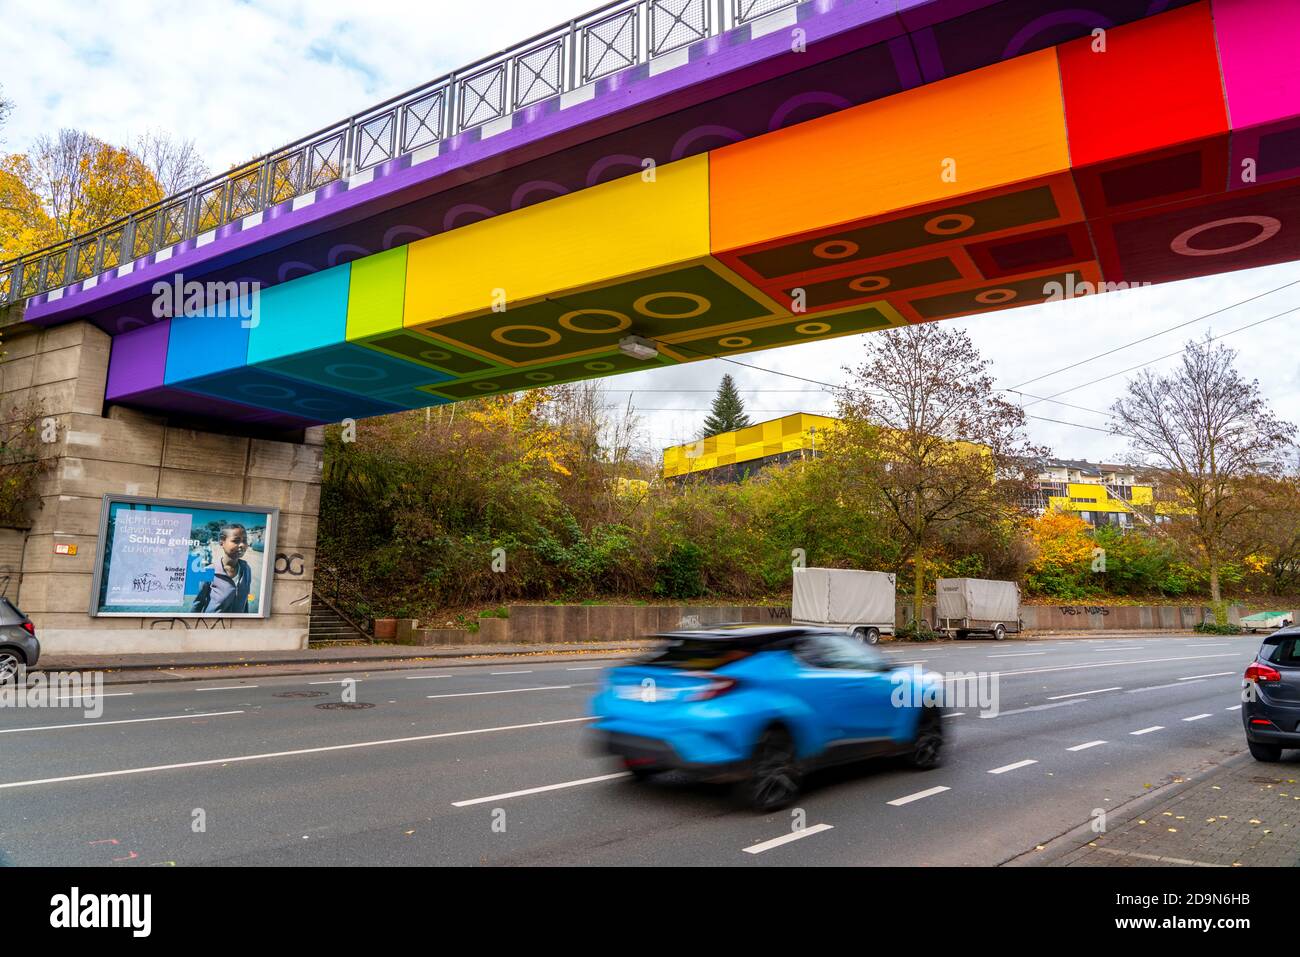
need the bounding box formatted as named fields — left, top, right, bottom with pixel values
left=710, top=48, right=1071, bottom=254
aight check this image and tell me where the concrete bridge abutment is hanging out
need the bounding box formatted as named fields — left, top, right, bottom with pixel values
left=0, top=304, right=324, bottom=655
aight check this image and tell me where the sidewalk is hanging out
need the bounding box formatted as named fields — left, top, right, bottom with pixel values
left=1015, top=753, right=1300, bottom=868
left=38, top=641, right=658, bottom=685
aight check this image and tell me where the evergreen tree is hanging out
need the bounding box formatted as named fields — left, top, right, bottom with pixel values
left=700, top=374, right=751, bottom=437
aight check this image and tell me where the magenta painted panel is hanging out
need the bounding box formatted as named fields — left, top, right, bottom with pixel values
left=1213, top=0, right=1300, bottom=130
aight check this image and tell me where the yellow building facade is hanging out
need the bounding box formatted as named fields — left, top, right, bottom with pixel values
left=663, top=413, right=838, bottom=481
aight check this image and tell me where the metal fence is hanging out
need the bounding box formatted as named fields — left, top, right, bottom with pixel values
left=0, top=0, right=806, bottom=307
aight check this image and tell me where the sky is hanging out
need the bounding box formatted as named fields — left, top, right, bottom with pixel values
left=2, top=0, right=1298, bottom=464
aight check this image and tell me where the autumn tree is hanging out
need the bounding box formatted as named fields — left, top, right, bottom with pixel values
left=1110, top=335, right=1296, bottom=612
left=28, top=129, right=165, bottom=244
left=700, top=373, right=751, bottom=437
left=831, top=324, right=1042, bottom=629
left=134, top=129, right=210, bottom=195
left=1, top=128, right=207, bottom=260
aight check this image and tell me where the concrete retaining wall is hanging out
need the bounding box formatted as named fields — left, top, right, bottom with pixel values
left=0, top=313, right=324, bottom=655
left=397, top=601, right=1254, bottom=645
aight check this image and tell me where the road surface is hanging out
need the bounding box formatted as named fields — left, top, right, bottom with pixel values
left=0, top=633, right=1270, bottom=866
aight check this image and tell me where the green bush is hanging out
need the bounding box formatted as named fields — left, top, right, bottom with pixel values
left=1194, top=621, right=1242, bottom=635
left=895, top=620, right=941, bottom=642
left=653, top=542, right=707, bottom=599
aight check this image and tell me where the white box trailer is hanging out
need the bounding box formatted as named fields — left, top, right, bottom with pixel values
left=792, top=567, right=896, bottom=644
left=936, top=578, right=1022, bottom=640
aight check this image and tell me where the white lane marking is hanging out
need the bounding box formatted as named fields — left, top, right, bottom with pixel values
left=52, top=692, right=133, bottom=701
left=195, top=685, right=259, bottom=692
left=0, top=710, right=243, bottom=735
left=1127, top=680, right=1203, bottom=693
left=452, top=772, right=629, bottom=806
left=887, top=785, right=951, bottom=807
left=1130, top=726, right=1164, bottom=735
left=309, top=679, right=357, bottom=685
left=1067, top=740, right=1107, bottom=752
left=948, top=712, right=967, bottom=717
left=1179, top=672, right=1237, bottom=681
left=1226, top=705, right=1242, bottom=711
left=940, top=652, right=1243, bottom=687
left=1047, top=686, right=1122, bottom=700
left=897, top=660, right=928, bottom=665
left=988, top=652, right=1046, bottom=658
left=743, top=823, right=834, bottom=855
left=1183, top=713, right=1213, bottom=722
left=982, top=701, right=1081, bottom=718
left=565, top=666, right=603, bottom=671
left=0, top=716, right=595, bottom=790
left=989, top=759, right=1038, bottom=774
left=427, top=685, right=571, bottom=700
left=404, top=674, right=453, bottom=680
left=490, top=670, right=533, bottom=675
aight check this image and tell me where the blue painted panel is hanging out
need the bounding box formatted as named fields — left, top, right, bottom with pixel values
left=246, top=264, right=351, bottom=364
left=164, top=311, right=250, bottom=384
left=255, top=342, right=453, bottom=397
left=178, top=367, right=404, bottom=421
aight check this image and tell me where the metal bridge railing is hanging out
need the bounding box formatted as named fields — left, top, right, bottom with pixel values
left=0, top=0, right=806, bottom=308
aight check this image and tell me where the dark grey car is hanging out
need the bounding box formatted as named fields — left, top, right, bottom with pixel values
left=0, top=597, right=38, bottom=682
left=1243, top=627, right=1300, bottom=762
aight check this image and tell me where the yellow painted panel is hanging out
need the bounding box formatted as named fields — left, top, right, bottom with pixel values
left=404, top=154, right=711, bottom=326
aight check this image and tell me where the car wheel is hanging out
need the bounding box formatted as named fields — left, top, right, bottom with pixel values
left=993, top=624, right=1006, bottom=641
left=622, top=759, right=658, bottom=782
left=1248, top=740, right=1282, bottom=763
left=741, top=727, right=801, bottom=813
left=0, top=650, right=21, bottom=684
left=856, top=627, right=880, bottom=645
left=906, top=708, right=944, bottom=769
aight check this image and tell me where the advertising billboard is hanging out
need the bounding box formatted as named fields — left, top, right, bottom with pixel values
left=89, top=495, right=279, bottom=617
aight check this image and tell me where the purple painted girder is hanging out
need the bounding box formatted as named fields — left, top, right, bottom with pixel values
left=24, top=0, right=1187, bottom=337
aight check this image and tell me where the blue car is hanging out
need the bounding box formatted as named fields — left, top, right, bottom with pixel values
left=590, top=625, right=945, bottom=812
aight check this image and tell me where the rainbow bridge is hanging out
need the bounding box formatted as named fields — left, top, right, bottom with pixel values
left=6, top=0, right=1298, bottom=432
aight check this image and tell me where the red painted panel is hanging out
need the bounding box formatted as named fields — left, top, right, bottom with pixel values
left=1059, top=2, right=1228, bottom=168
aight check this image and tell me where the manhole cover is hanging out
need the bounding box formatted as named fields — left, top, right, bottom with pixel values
left=314, top=702, right=375, bottom=710
left=274, top=691, right=329, bottom=699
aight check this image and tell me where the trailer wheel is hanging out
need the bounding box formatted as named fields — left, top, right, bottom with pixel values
left=854, top=627, right=880, bottom=645
left=993, top=623, right=1006, bottom=641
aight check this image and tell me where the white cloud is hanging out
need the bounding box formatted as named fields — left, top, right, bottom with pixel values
left=0, top=0, right=598, bottom=166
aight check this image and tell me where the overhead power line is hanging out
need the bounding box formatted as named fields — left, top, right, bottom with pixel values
left=650, top=336, right=1123, bottom=438
left=1002, top=277, right=1300, bottom=392
left=1022, top=304, right=1300, bottom=408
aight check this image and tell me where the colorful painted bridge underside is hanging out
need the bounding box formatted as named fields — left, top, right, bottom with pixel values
left=86, top=0, right=1300, bottom=428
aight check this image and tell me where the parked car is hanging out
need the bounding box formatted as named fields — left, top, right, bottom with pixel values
left=1242, top=626, right=1300, bottom=762
left=589, top=625, right=945, bottom=811
left=0, top=597, right=38, bottom=682
left=791, top=567, right=895, bottom=644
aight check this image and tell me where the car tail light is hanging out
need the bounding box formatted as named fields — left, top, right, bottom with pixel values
left=684, top=674, right=738, bottom=701
left=20, top=621, right=33, bottom=635
left=1245, top=662, right=1282, bottom=683
left=1250, top=718, right=1277, bottom=728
